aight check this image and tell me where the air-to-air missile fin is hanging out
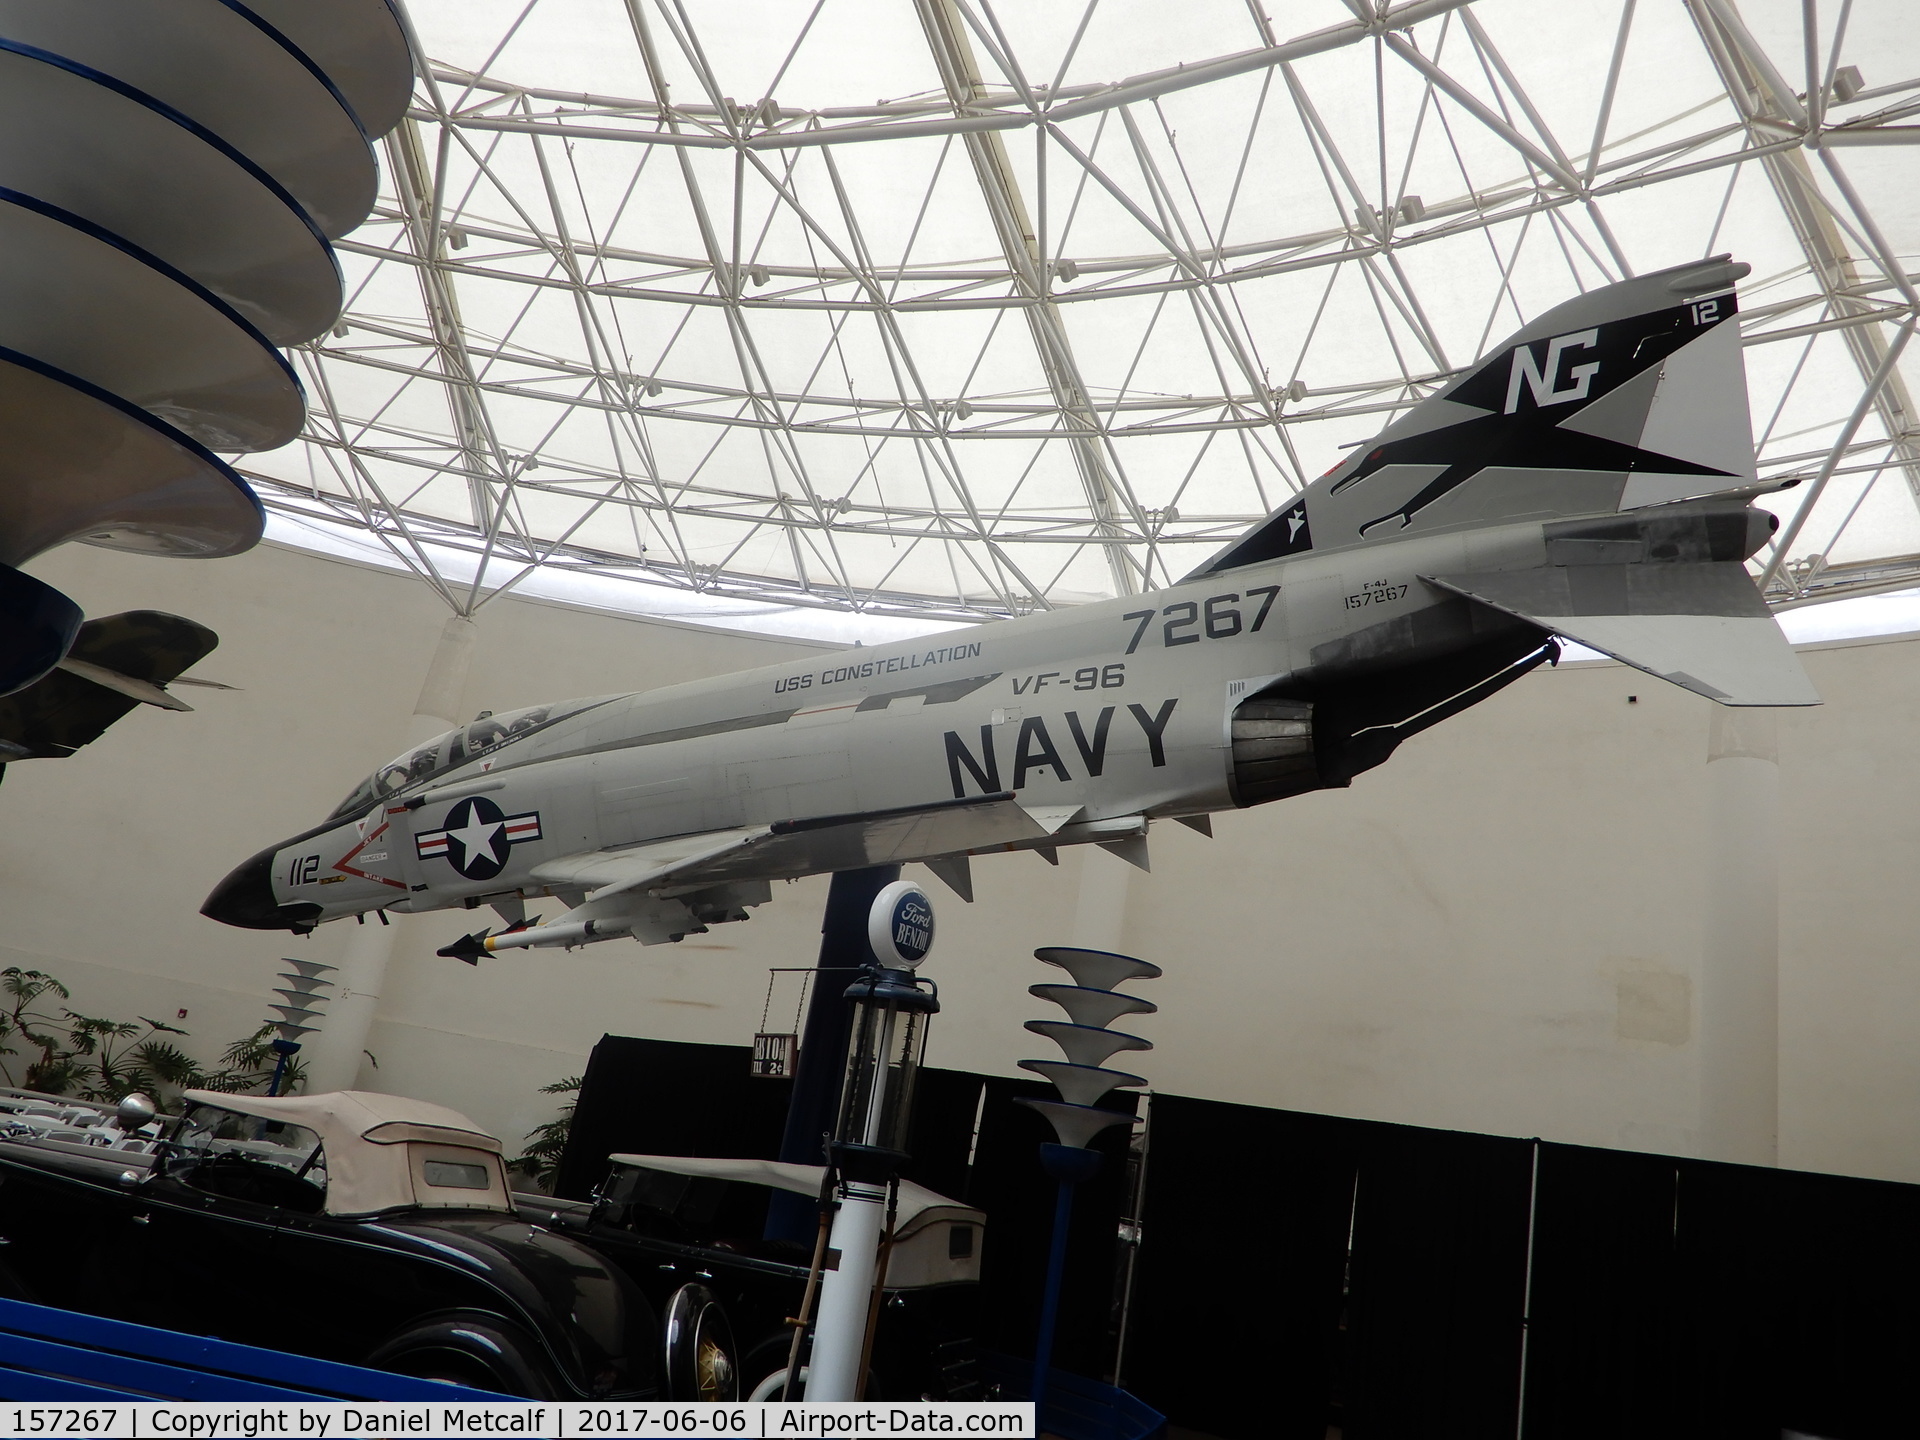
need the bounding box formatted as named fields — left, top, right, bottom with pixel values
left=1424, top=562, right=1819, bottom=707
left=437, top=932, right=488, bottom=965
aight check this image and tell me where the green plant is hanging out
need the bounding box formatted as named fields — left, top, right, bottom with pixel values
left=197, top=1024, right=310, bottom=1096
left=0, top=968, right=301, bottom=1101
left=509, top=1076, right=582, bottom=1194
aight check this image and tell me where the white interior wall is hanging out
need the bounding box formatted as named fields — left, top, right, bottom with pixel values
left=6, top=541, right=1919, bottom=1184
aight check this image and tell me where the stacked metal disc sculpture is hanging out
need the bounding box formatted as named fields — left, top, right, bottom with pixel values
left=265, top=958, right=336, bottom=1094
left=1017, top=946, right=1162, bottom=1148
left=0, top=0, right=414, bottom=694
left=1015, top=946, right=1161, bottom=1422
left=269, top=958, right=337, bottom=1043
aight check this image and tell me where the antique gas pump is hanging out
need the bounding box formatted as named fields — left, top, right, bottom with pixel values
left=804, top=879, right=938, bottom=1400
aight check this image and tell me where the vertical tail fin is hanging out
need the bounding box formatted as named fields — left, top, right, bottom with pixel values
left=1196, top=256, right=1759, bottom=575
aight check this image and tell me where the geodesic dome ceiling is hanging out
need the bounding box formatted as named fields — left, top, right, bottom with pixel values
left=241, top=0, right=1920, bottom=638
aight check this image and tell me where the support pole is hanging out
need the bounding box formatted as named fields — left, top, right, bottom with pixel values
left=1031, top=1143, right=1102, bottom=1428
left=1071, top=847, right=1132, bottom=952
left=1031, top=1177, right=1076, bottom=1424
left=266, top=1039, right=300, bottom=1097
left=1699, top=707, right=1780, bottom=1165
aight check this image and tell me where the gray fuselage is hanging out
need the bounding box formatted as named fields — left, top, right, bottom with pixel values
left=266, top=515, right=1554, bottom=926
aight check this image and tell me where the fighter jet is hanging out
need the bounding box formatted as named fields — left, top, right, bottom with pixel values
left=203, top=256, right=1816, bottom=954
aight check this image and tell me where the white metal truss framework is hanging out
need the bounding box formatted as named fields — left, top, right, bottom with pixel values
left=241, top=0, right=1920, bottom=626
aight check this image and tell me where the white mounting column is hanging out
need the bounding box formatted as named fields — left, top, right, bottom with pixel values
left=301, top=915, right=402, bottom=1094
left=1071, top=845, right=1132, bottom=954
left=404, top=613, right=479, bottom=746
left=1698, top=707, right=1780, bottom=1166
left=300, top=613, right=479, bottom=1093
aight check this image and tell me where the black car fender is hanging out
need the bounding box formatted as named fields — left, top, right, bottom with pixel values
left=377, top=1216, right=663, bottom=1398
left=365, top=1309, right=558, bottom=1398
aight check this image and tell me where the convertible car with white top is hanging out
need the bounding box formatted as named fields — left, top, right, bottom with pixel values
left=0, top=1086, right=671, bottom=1396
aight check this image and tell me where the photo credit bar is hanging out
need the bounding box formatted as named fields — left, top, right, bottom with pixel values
left=0, top=1404, right=1035, bottom=1439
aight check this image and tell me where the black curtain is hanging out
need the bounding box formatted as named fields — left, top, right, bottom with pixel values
left=1121, top=1099, right=1359, bottom=1440
left=1518, top=1149, right=1920, bottom=1440
left=1340, top=1121, right=1532, bottom=1440
left=558, top=1035, right=1920, bottom=1440
left=1121, top=1103, right=1530, bottom=1440
left=554, top=1034, right=793, bottom=1200
left=1521, top=1143, right=1684, bottom=1438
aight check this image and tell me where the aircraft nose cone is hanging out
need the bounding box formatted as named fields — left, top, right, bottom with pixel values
left=201, top=846, right=321, bottom=931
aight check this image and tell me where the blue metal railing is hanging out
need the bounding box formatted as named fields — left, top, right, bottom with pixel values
left=0, top=1295, right=513, bottom=1400
left=977, top=1353, right=1165, bottom=1440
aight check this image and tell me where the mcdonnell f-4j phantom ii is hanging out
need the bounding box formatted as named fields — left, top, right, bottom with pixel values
left=204, top=256, right=1818, bottom=955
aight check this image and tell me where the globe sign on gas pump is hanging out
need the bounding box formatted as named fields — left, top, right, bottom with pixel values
left=867, top=879, right=934, bottom=968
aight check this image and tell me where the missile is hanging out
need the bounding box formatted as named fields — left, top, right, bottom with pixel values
left=436, top=916, right=636, bottom=963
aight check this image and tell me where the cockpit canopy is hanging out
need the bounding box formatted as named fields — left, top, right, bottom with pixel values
left=327, top=697, right=611, bottom=820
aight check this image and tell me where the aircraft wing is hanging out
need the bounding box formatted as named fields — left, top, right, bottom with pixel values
left=528, top=790, right=1051, bottom=901
left=1424, top=562, right=1818, bottom=707
left=529, top=827, right=763, bottom=898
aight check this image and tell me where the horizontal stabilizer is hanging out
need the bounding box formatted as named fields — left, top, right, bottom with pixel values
left=0, top=610, right=218, bottom=761
left=1425, top=563, right=1817, bottom=706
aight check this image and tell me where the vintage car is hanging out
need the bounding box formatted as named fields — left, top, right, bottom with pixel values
left=0, top=1086, right=692, bottom=1398
left=521, top=1153, right=986, bottom=1400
